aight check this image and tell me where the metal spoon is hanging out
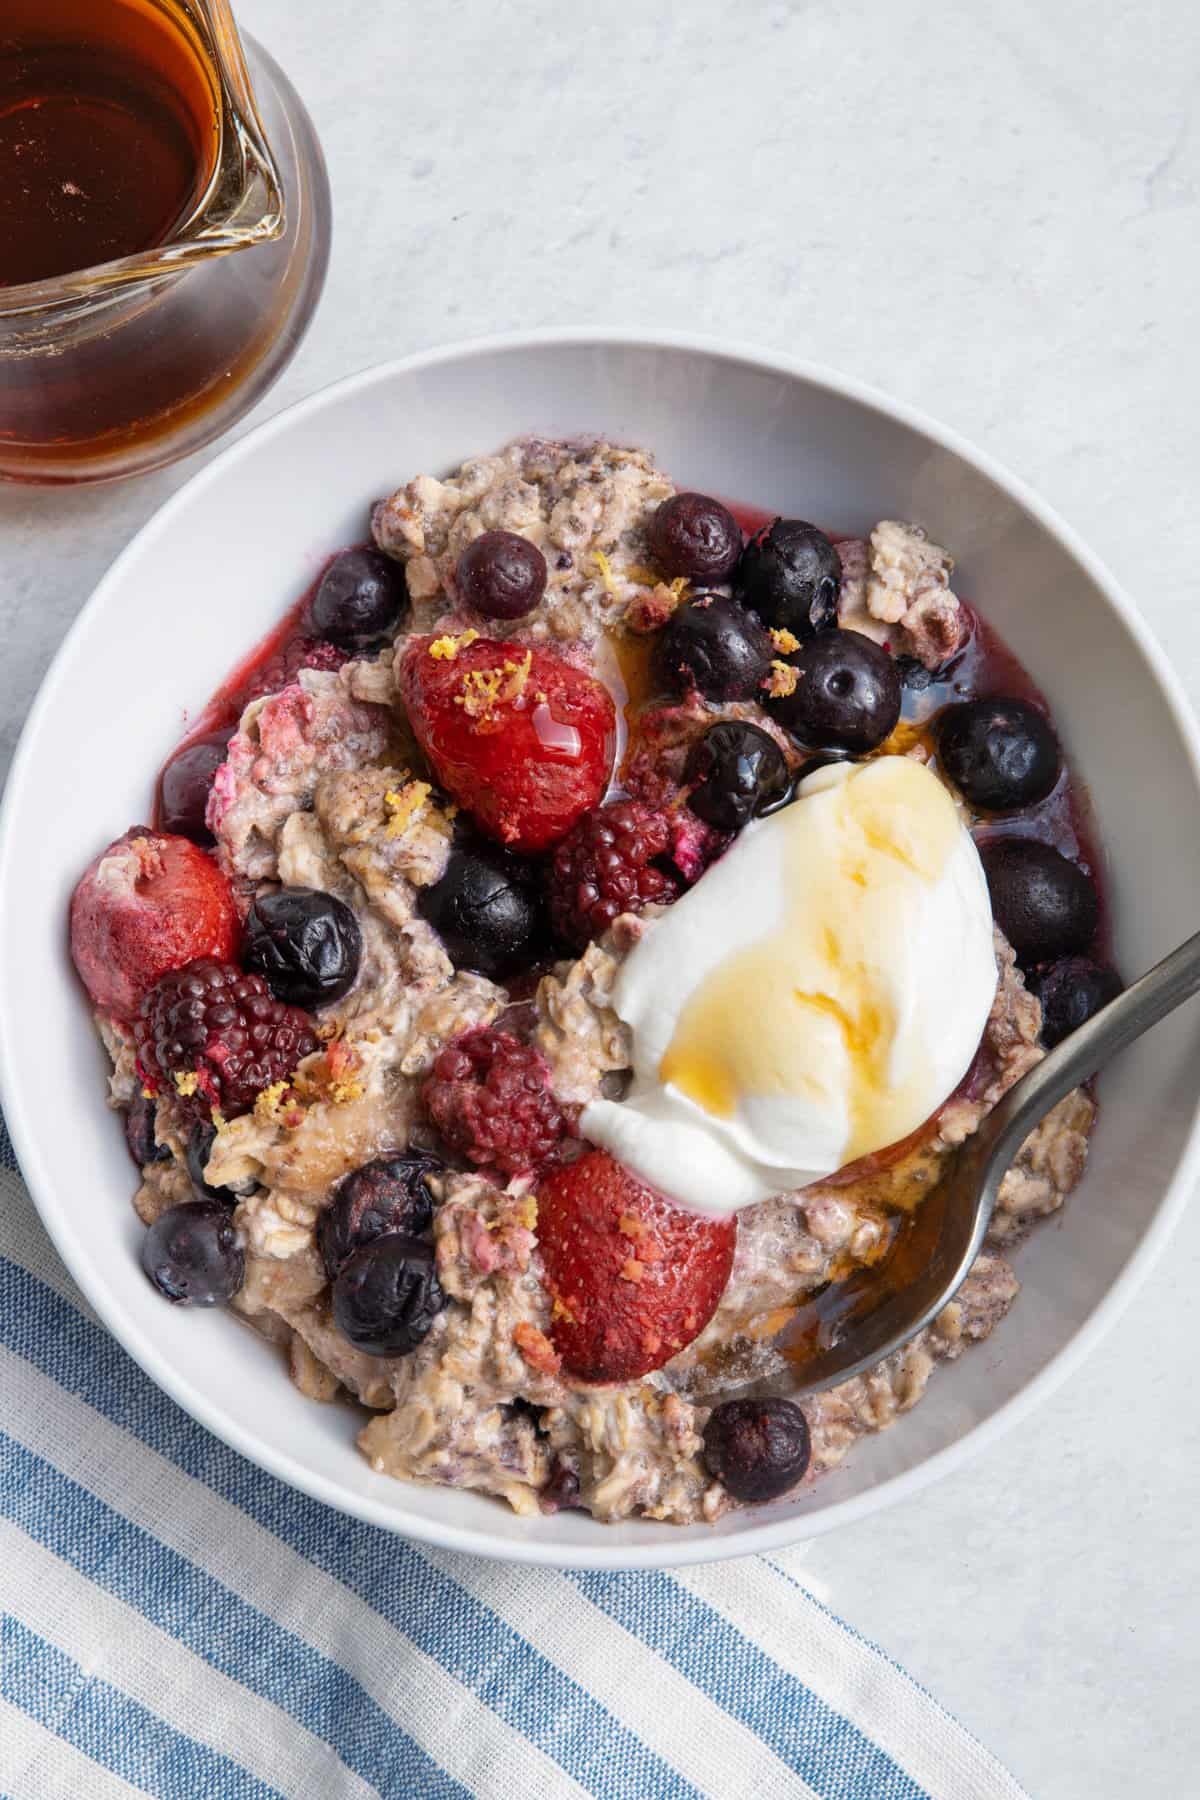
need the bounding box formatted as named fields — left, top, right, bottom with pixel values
left=716, top=927, right=1200, bottom=1403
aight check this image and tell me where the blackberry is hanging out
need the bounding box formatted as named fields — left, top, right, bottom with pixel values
left=422, top=1027, right=570, bottom=1176
left=548, top=800, right=680, bottom=950
left=136, top=958, right=318, bottom=1118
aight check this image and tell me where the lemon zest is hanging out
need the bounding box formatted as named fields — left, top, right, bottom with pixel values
left=592, top=550, right=617, bottom=594
left=765, top=659, right=799, bottom=698
left=384, top=781, right=431, bottom=837
left=454, top=650, right=533, bottom=720
left=173, top=1071, right=199, bottom=1098
left=428, top=628, right=479, bottom=660
left=770, top=626, right=801, bottom=654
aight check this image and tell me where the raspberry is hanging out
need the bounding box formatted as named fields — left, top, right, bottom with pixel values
left=136, top=959, right=318, bottom=1118
left=422, top=1027, right=571, bottom=1176
left=548, top=801, right=681, bottom=950
left=537, top=1149, right=737, bottom=1382
left=243, top=636, right=347, bottom=705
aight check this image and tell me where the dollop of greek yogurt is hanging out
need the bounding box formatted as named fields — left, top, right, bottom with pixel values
left=582, top=756, right=997, bottom=1215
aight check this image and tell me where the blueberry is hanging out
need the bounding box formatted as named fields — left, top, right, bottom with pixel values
left=243, top=888, right=363, bottom=1009
left=734, top=519, right=841, bottom=639
left=158, top=729, right=232, bottom=846
left=332, top=1231, right=444, bottom=1357
left=141, top=1200, right=244, bottom=1305
left=185, top=1120, right=236, bottom=1203
left=755, top=748, right=857, bottom=819
left=768, top=629, right=901, bottom=752
left=653, top=594, right=773, bottom=702
left=417, top=834, right=546, bottom=978
left=309, top=547, right=408, bottom=649
left=936, top=698, right=1061, bottom=813
left=456, top=530, right=547, bottom=620
left=319, top=1153, right=441, bottom=1281
left=1027, top=956, right=1121, bottom=1048
left=702, top=1397, right=811, bottom=1502
left=896, top=655, right=935, bottom=691
left=648, top=492, right=743, bottom=583
left=685, top=721, right=789, bottom=832
left=980, top=838, right=1099, bottom=964
left=124, top=1094, right=170, bottom=1169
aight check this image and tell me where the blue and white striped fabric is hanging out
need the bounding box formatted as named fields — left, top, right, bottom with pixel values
left=0, top=1110, right=1027, bottom=1800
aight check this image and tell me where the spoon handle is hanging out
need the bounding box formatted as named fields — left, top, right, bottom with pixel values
left=984, top=927, right=1200, bottom=1173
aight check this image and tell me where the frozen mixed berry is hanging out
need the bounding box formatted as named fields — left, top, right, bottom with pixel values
left=242, top=636, right=348, bottom=704
left=648, top=492, right=743, bottom=583
left=936, top=697, right=1061, bottom=813
left=397, top=635, right=615, bottom=852
left=70, top=828, right=240, bottom=1020
left=548, top=800, right=681, bottom=950
left=158, top=729, right=233, bottom=846
left=702, top=1397, right=811, bottom=1501
left=768, top=628, right=901, bottom=751
left=417, top=833, right=546, bottom=978
left=124, top=1094, right=169, bottom=1169
left=537, top=1149, right=737, bottom=1382
left=319, top=1152, right=441, bottom=1281
left=422, top=1026, right=570, bottom=1176
left=685, top=721, right=790, bottom=832
left=734, top=519, right=841, bottom=639
left=980, top=838, right=1098, bottom=966
left=136, top=959, right=318, bottom=1118
left=1027, top=956, right=1121, bottom=1049
left=308, top=547, right=409, bottom=649
left=243, top=887, right=363, bottom=1010
left=652, top=594, right=773, bottom=701
left=332, top=1231, right=444, bottom=1356
left=141, top=1200, right=244, bottom=1306
left=456, top=530, right=548, bottom=620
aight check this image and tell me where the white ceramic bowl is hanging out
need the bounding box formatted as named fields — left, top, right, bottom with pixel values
left=3, top=331, right=1199, bottom=1569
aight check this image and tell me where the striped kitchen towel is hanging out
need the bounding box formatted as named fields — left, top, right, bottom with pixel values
left=0, top=1110, right=1027, bottom=1800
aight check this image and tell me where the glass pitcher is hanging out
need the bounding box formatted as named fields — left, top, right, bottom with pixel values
left=0, top=0, right=330, bottom=485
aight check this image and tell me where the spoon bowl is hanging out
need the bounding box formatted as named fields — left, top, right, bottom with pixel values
left=728, top=928, right=1200, bottom=1402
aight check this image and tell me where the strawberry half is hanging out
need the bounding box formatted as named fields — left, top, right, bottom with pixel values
left=70, top=829, right=240, bottom=1020
left=537, top=1148, right=736, bottom=1383
left=397, top=634, right=615, bottom=852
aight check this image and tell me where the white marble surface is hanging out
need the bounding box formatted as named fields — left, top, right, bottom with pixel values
left=2, top=1, right=1198, bottom=1793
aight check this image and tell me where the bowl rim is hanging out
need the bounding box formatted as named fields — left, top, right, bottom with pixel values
left=4, top=325, right=1200, bottom=1569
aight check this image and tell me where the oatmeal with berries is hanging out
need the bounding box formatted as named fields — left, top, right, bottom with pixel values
left=69, top=438, right=1117, bottom=1525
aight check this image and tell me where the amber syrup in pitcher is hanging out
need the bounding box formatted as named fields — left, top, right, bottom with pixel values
left=0, top=0, right=221, bottom=288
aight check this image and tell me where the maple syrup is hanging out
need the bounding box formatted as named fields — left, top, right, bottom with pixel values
left=0, top=0, right=220, bottom=288
left=0, top=1, right=330, bottom=485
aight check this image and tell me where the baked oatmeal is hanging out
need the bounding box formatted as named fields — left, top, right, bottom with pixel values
left=69, top=439, right=1117, bottom=1525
